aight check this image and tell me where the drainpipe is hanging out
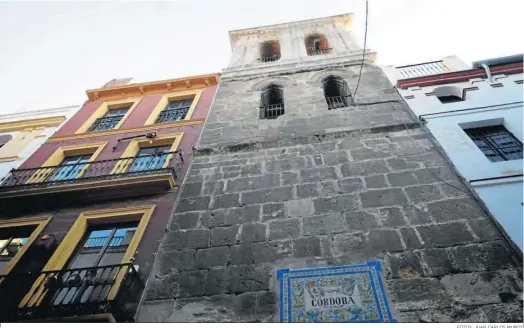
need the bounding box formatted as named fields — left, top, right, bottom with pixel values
left=481, top=63, right=493, bottom=83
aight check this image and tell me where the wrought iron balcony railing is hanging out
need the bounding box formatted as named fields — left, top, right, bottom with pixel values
left=155, top=107, right=190, bottom=124
left=260, top=103, right=285, bottom=119
left=325, top=95, right=352, bottom=109
left=258, top=55, right=281, bottom=63
left=0, top=263, right=142, bottom=322
left=0, top=151, right=183, bottom=192
left=88, top=115, right=125, bottom=132
left=307, top=47, right=332, bottom=56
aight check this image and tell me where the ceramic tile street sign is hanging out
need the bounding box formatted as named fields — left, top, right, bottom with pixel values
left=277, top=261, right=396, bottom=323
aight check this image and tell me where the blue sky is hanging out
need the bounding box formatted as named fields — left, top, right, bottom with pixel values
left=0, top=0, right=522, bottom=115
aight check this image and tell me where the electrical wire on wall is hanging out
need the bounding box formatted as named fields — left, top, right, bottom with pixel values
left=351, top=0, right=369, bottom=106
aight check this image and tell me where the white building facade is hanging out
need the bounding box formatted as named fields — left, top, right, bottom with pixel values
left=383, top=54, right=524, bottom=251
left=0, top=105, right=79, bottom=182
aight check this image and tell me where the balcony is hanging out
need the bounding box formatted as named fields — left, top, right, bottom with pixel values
left=0, top=263, right=142, bottom=322
left=88, top=115, right=125, bottom=132
left=396, top=61, right=448, bottom=79
left=0, top=152, right=183, bottom=216
left=307, top=47, right=332, bottom=56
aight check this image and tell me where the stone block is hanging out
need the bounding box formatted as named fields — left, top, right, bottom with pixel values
left=364, top=175, right=388, bottom=189
left=319, top=181, right=338, bottom=197
left=387, top=251, right=425, bottom=279
left=164, top=229, right=210, bottom=250
left=467, top=218, right=500, bottom=241
left=226, top=205, right=261, bottom=225
left=340, top=160, right=389, bottom=177
left=193, top=247, right=230, bottom=269
left=388, top=278, right=448, bottom=311
left=211, top=225, right=239, bottom=246
left=343, top=211, right=379, bottom=230
left=281, top=171, right=299, bottom=185
left=323, top=151, right=350, bottom=165
left=386, top=157, right=421, bottom=171
left=177, top=197, right=211, bottom=213
left=387, top=171, right=419, bottom=187
left=144, top=273, right=179, bottom=301
left=405, top=185, right=444, bottom=203
left=171, top=212, right=199, bottom=230
left=230, top=244, right=254, bottom=265
left=313, top=194, right=358, bottom=214
left=338, top=136, right=363, bottom=149
left=417, top=222, right=475, bottom=247
left=303, top=213, right=347, bottom=236
left=222, top=165, right=242, bottom=173
left=228, top=264, right=271, bottom=293
left=360, top=188, right=408, bottom=208
left=178, top=270, right=208, bottom=297
left=296, top=183, right=319, bottom=198
left=449, top=241, right=517, bottom=272
left=418, top=248, right=453, bottom=277
left=292, top=237, right=322, bottom=257
left=300, top=166, right=338, bottom=182
left=242, top=186, right=294, bottom=205
left=202, top=180, right=225, bottom=196
left=205, top=268, right=231, bottom=296
left=226, top=174, right=280, bottom=192
left=402, top=204, right=432, bottom=225
left=268, top=219, right=301, bottom=240
left=337, top=177, right=364, bottom=194
left=200, top=209, right=227, bottom=228
left=257, top=291, right=277, bottom=316
left=262, top=203, right=286, bottom=221
left=137, top=299, right=175, bottom=322
left=286, top=198, right=314, bottom=218
left=156, top=249, right=195, bottom=274
left=180, top=182, right=203, bottom=199
left=377, top=207, right=407, bottom=227
left=482, top=303, right=524, bottom=323
left=234, top=292, right=257, bottom=316
left=265, top=157, right=306, bottom=173
left=212, top=193, right=240, bottom=209
left=427, top=198, right=484, bottom=222
left=240, top=223, right=267, bottom=243
left=252, top=240, right=292, bottom=263
left=440, top=272, right=504, bottom=305
left=241, top=163, right=263, bottom=176
left=350, top=148, right=390, bottom=161
left=399, top=227, right=423, bottom=249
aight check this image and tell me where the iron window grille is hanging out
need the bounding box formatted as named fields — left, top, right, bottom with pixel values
left=260, top=86, right=285, bottom=119
left=155, top=99, right=193, bottom=124
left=325, top=95, right=351, bottom=109
left=464, top=125, right=523, bottom=162
left=258, top=55, right=281, bottom=63
left=307, top=47, right=332, bottom=56
left=88, top=107, right=129, bottom=132
left=260, top=103, right=285, bottom=119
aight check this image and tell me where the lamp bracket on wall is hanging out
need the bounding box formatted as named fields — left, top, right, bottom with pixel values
left=112, top=132, right=157, bottom=151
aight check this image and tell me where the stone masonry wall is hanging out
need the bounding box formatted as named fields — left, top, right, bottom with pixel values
left=137, top=64, right=523, bottom=323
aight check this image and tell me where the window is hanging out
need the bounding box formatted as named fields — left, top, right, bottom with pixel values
left=259, top=41, right=281, bottom=62
left=129, top=145, right=171, bottom=172
left=305, top=34, right=331, bottom=56
left=260, top=85, right=284, bottom=119
left=464, top=125, right=523, bottom=162
left=322, top=76, right=351, bottom=109
left=155, top=98, right=194, bottom=124
left=434, top=86, right=464, bottom=104
left=88, top=106, right=130, bottom=132
left=0, top=135, right=12, bottom=149
left=0, top=226, right=32, bottom=272
left=47, top=155, right=91, bottom=182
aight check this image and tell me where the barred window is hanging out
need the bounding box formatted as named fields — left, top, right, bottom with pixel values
left=464, top=125, right=523, bottom=162
left=259, top=41, right=281, bottom=62
left=305, top=34, right=331, bottom=56
left=322, top=76, right=351, bottom=109
left=260, top=85, right=284, bottom=119
left=155, top=98, right=194, bottom=123
left=88, top=106, right=130, bottom=132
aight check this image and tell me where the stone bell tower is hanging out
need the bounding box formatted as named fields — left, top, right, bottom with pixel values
left=138, top=13, right=523, bottom=323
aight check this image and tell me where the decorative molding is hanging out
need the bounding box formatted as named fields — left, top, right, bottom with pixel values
left=0, top=116, right=66, bottom=133
left=0, top=156, right=20, bottom=163
left=48, top=119, right=204, bottom=142
left=86, top=74, right=220, bottom=102
left=397, top=62, right=523, bottom=89
left=229, top=13, right=353, bottom=47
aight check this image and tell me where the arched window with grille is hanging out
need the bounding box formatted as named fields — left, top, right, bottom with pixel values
left=260, top=85, right=284, bottom=119
left=322, top=76, right=351, bottom=109
left=305, top=34, right=331, bottom=56
left=259, top=41, right=281, bottom=63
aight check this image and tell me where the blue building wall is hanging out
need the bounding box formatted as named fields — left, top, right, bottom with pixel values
left=398, top=71, right=523, bottom=251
